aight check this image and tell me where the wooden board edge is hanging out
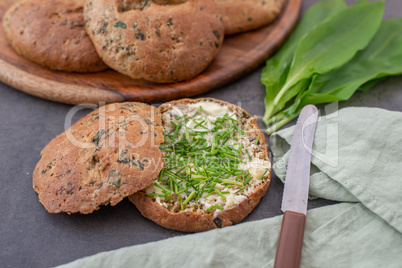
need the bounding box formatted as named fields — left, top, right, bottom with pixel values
left=0, top=59, right=124, bottom=105
left=0, top=0, right=301, bottom=105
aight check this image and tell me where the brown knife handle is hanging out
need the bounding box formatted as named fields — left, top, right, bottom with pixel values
left=274, top=211, right=306, bottom=268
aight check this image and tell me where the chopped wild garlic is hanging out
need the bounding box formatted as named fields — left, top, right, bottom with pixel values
left=146, top=102, right=270, bottom=213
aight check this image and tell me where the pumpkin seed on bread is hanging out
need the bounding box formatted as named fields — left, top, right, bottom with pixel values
left=130, top=98, right=271, bottom=232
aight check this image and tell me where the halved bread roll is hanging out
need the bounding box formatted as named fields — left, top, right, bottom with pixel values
left=33, top=102, right=164, bottom=214
left=130, top=98, right=271, bottom=232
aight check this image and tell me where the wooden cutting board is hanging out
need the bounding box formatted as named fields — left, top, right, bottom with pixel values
left=0, top=0, right=301, bottom=105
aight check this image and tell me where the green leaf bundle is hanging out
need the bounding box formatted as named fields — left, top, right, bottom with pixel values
left=262, top=0, right=348, bottom=120
left=261, top=0, right=400, bottom=134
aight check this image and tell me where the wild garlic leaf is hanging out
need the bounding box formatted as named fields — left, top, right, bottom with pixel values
left=309, top=18, right=402, bottom=98
left=298, top=18, right=402, bottom=109
left=269, top=79, right=311, bottom=119
left=261, top=0, right=347, bottom=87
left=261, top=0, right=347, bottom=123
left=267, top=18, right=402, bottom=134
left=358, top=79, right=383, bottom=93
left=288, top=1, right=384, bottom=90
left=265, top=1, right=384, bottom=121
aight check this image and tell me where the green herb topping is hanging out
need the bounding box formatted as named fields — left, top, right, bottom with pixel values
left=145, top=103, right=270, bottom=214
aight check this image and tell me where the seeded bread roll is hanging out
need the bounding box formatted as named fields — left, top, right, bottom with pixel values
left=130, top=98, right=271, bottom=232
left=33, top=102, right=164, bottom=214
left=83, top=0, right=224, bottom=83
left=3, top=0, right=108, bottom=72
left=213, top=0, right=285, bottom=35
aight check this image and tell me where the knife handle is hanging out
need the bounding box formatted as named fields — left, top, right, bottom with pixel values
left=274, top=211, right=306, bottom=268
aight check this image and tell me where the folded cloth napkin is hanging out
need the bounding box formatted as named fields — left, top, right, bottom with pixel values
left=58, top=107, right=402, bottom=268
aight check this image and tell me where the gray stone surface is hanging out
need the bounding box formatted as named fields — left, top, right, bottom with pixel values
left=1, top=0, right=401, bottom=267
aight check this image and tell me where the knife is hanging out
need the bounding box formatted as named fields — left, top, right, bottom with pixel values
left=274, top=105, right=319, bottom=268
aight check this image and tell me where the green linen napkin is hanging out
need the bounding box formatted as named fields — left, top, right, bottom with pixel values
left=272, top=107, right=402, bottom=233
left=59, top=107, right=402, bottom=268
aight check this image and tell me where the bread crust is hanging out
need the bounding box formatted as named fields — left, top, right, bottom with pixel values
left=130, top=98, right=271, bottom=232
left=33, top=102, right=164, bottom=214
left=213, top=0, right=285, bottom=35
left=83, top=0, right=224, bottom=83
left=3, top=0, right=107, bottom=72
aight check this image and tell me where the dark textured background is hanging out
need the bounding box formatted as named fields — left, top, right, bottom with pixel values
left=1, top=0, right=402, bottom=267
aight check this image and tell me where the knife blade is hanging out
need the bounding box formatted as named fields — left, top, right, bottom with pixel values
left=274, top=105, right=318, bottom=268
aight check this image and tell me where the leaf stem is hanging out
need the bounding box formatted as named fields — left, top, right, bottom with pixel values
left=263, top=79, right=294, bottom=123
left=274, top=81, right=292, bottom=106
left=266, top=114, right=298, bottom=135
left=263, top=104, right=275, bottom=124
left=265, top=113, right=286, bottom=125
